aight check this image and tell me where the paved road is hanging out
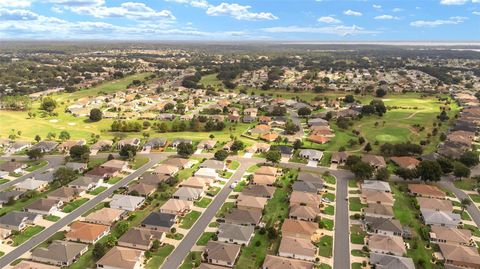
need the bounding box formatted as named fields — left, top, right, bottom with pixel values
left=279, top=162, right=352, bottom=269
left=288, top=109, right=305, bottom=138
left=160, top=157, right=261, bottom=269
left=0, top=155, right=64, bottom=192
left=0, top=154, right=168, bottom=268
left=440, top=180, right=480, bottom=227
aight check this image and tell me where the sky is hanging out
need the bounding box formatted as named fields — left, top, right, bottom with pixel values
left=0, top=0, right=479, bottom=41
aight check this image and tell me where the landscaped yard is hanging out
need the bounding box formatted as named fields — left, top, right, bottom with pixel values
left=216, top=202, right=234, bottom=218
left=350, top=225, right=366, bottom=244
left=323, top=174, right=336, bottom=185
left=106, top=176, right=122, bottom=184
left=196, top=232, right=215, bottom=246
left=320, top=218, right=334, bottom=231
left=193, top=197, right=212, bottom=208
left=131, top=156, right=149, bottom=169
left=469, top=194, right=480, bottom=203
left=179, top=251, right=202, bottom=269
left=316, top=235, right=333, bottom=257
left=62, top=198, right=89, bottom=213
left=322, top=192, right=335, bottom=202
left=348, top=179, right=358, bottom=188
left=351, top=249, right=368, bottom=257
left=228, top=160, right=240, bottom=170
left=145, top=244, right=174, bottom=269
left=25, top=160, right=48, bottom=172
left=12, top=226, right=45, bottom=246
left=179, top=210, right=201, bottom=229
left=454, top=178, right=477, bottom=191
left=233, top=180, right=247, bottom=192
left=453, top=209, right=472, bottom=221
left=323, top=205, right=335, bottom=215
left=88, top=186, right=107, bottom=195
left=43, top=215, right=60, bottom=222
left=349, top=197, right=367, bottom=211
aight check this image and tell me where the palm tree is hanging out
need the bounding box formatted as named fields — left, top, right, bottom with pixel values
left=461, top=198, right=472, bottom=213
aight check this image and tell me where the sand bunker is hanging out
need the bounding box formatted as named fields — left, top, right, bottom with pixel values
left=68, top=122, right=76, bottom=126
left=49, top=119, right=59, bottom=123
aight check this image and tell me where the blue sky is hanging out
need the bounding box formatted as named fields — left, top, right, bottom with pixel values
left=0, top=0, right=479, bottom=40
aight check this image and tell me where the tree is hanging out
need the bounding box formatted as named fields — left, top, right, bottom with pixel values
left=293, top=139, right=303, bottom=150
left=375, top=168, right=390, bottom=181
left=436, top=157, right=454, bottom=174
left=364, top=143, right=372, bottom=153
left=297, top=107, right=312, bottom=117
left=284, top=120, right=300, bottom=135
left=119, top=144, right=137, bottom=160
left=177, top=142, right=194, bottom=157
left=69, top=145, right=90, bottom=162
left=214, top=150, right=229, bottom=161
left=59, top=131, right=70, bottom=141
left=266, top=150, right=281, bottom=164
left=27, top=148, right=44, bottom=160
left=375, top=88, right=387, bottom=97
left=395, top=167, right=417, bottom=180
left=92, top=242, right=107, bottom=259
left=113, top=221, right=130, bottom=238
left=89, top=108, right=103, bottom=122
left=52, top=167, right=77, bottom=188
left=345, top=155, right=362, bottom=167
left=230, top=140, right=245, bottom=152
left=417, top=160, right=443, bottom=182
left=460, top=198, right=471, bottom=213
left=40, top=97, right=57, bottom=112
left=151, top=240, right=161, bottom=251
left=344, top=95, right=355, bottom=103
left=453, top=161, right=471, bottom=179
left=351, top=162, right=374, bottom=180
left=34, top=135, right=41, bottom=143
left=459, top=151, right=479, bottom=167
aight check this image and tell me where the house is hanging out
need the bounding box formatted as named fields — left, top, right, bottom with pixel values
left=361, top=190, right=394, bottom=206
left=430, top=226, right=473, bottom=246
left=65, top=221, right=110, bottom=244
left=0, top=190, right=24, bottom=205
left=331, top=152, right=350, bottom=164
left=160, top=199, right=193, bottom=215
left=251, top=174, right=276, bottom=186
left=58, top=140, right=86, bottom=153
left=117, top=138, right=141, bottom=149
left=143, top=138, right=167, bottom=151
left=84, top=207, right=125, bottom=226
left=195, top=168, right=218, bottom=180
left=420, top=208, right=460, bottom=228
left=241, top=185, right=276, bottom=199
left=223, top=208, right=262, bottom=226
left=408, top=184, right=445, bottom=199
left=289, top=191, right=320, bottom=207
left=47, top=187, right=80, bottom=202
left=306, top=134, right=330, bottom=144
left=292, top=181, right=319, bottom=194
left=200, top=160, right=226, bottom=171
left=154, top=164, right=179, bottom=176
left=96, top=246, right=144, bottom=269
left=297, top=172, right=323, bottom=190
left=140, top=173, right=170, bottom=186
left=281, top=219, right=318, bottom=240
left=361, top=180, right=391, bottom=193
left=197, top=140, right=217, bottom=150
left=118, top=228, right=164, bottom=251
left=12, top=261, right=59, bottom=269
left=204, top=241, right=241, bottom=267
left=65, top=162, right=88, bottom=172
left=308, top=118, right=329, bottom=127
left=31, top=141, right=58, bottom=153
left=68, top=176, right=101, bottom=191
left=85, top=166, right=119, bottom=179
left=236, top=194, right=268, bottom=211
left=0, top=161, right=26, bottom=173
left=128, top=183, right=156, bottom=197
left=0, top=211, right=39, bottom=231
left=173, top=187, right=203, bottom=201
left=390, top=156, right=420, bottom=169
left=15, top=178, right=48, bottom=192
left=90, top=140, right=113, bottom=154
left=6, top=141, right=31, bottom=153
left=248, top=143, right=270, bottom=153
left=438, top=243, right=480, bottom=268
left=369, top=253, right=415, bottom=269
left=217, top=223, right=255, bottom=245
left=368, top=234, right=406, bottom=256
left=198, top=264, right=231, bottom=269
left=276, top=145, right=294, bottom=158
left=278, top=236, right=316, bottom=262
left=261, top=133, right=279, bottom=142
left=25, top=198, right=62, bottom=215
left=367, top=217, right=404, bottom=237
left=180, top=177, right=213, bottom=190
left=363, top=204, right=394, bottom=219
left=172, top=139, right=192, bottom=147
left=298, top=149, right=324, bottom=161
left=417, top=197, right=453, bottom=212
left=255, top=166, right=278, bottom=177
left=162, top=158, right=192, bottom=169
left=141, top=212, right=176, bottom=232
left=100, top=159, right=128, bottom=171
left=362, top=155, right=387, bottom=169
left=289, top=204, right=320, bottom=222
left=262, top=255, right=314, bottom=269
left=110, top=194, right=145, bottom=211
left=244, top=108, right=258, bottom=117
left=31, top=240, right=88, bottom=267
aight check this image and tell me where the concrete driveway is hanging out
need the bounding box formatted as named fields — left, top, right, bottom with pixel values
left=307, top=160, right=318, bottom=167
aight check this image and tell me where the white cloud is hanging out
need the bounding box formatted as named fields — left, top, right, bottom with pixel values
left=473, top=11, right=480, bottom=15
left=67, top=2, right=176, bottom=21
left=318, top=16, right=341, bottom=24
left=44, top=0, right=105, bottom=7
left=372, top=4, right=381, bottom=9
left=374, top=14, right=398, bottom=20
left=343, top=9, right=362, bottom=16
left=440, top=0, right=468, bottom=4
left=165, top=0, right=209, bottom=9
left=206, top=3, right=278, bottom=21
left=51, top=6, right=63, bottom=13
left=262, top=25, right=377, bottom=36
left=0, top=0, right=32, bottom=8
left=392, top=8, right=403, bottom=12
left=410, top=16, right=467, bottom=27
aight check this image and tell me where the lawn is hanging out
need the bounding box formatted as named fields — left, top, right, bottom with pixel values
left=24, top=160, right=48, bottom=172
left=233, top=180, right=247, bottom=192
left=88, top=157, right=107, bottom=169
left=145, top=244, right=174, bottom=269
left=348, top=179, right=358, bottom=188
left=352, top=263, right=363, bottom=269
left=131, top=156, right=149, bottom=169
left=36, top=231, right=65, bottom=249
left=43, top=215, right=60, bottom=222
left=453, top=209, right=472, bottom=221
left=193, top=197, right=212, bottom=208
left=234, top=231, right=269, bottom=269
left=196, top=232, right=215, bottom=246
left=62, top=198, right=89, bottom=213
left=228, top=160, right=240, bottom=170
left=12, top=226, right=45, bottom=246
left=216, top=202, right=234, bottom=218
left=320, top=218, right=334, bottom=231
left=322, top=192, right=335, bottom=202
left=454, top=178, right=477, bottom=191
left=0, top=178, right=9, bottom=185
left=179, top=210, right=201, bottom=229
left=323, top=205, right=335, bottom=215
left=88, top=186, right=107, bottom=195
left=469, top=194, right=480, bottom=203
left=323, top=174, right=336, bottom=185
left=463, top=224, right=480, bottom=237
left=206, top=186, right=221, bottom=197
left=166, top=232, right=184, bottom=240
left=319, top=152, right=332, bottom=167
left=246, top=164, right=260, bottom=173
left=350, top=225, right=366, bottom=244
left=351, top=249, right=368, bottom=257
left=316, top=235, right=333, bottom=258
left=261, top=170, right=297, bottom=227
left=179, top=251, right=202, bottom=269
left=349, top=197, right=367, bottom=212
left=106, top=176, right=123, bottom=184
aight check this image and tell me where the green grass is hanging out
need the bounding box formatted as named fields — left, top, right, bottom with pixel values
left=216, top=202, right=234, bottom=218
left=0, top=178, right=9, bottom=185
left=166, top=233, right=184, bottom=240
left=228, top=160, right=240, bottom=170
left=262, top=170, right=297, bottom=227
left=323, top=192, right=335, bottom=202
left=316, top=235, right=333, bottom=258
left=220, top=171, right=233, bottom=179
left=318, top=265, right=332, bottom=269
left=193, top=197, right=212, bottom=208
left=24, top=160, right=48, bottom=172
left=62, top=198, right=88, bottom=213
left=209, top=222, right=219, bottom=228
left=131, top=156, right=149, bottom=169
left=469, top=194, right=480, bottom=203
left=43, top=215, right=60, bottom=222
left=88, top=186, right=107, bottom=195
left=463, top=224, right=480, bottom=237
left=88, top=157, right=107, bottom=169
left=12, top=226, right=45, bottom=246
left=179, top=251, right=202, bottom=269
left=349, top=197, right=367, bottom=212
left=206, top=186, right=221, bottom=197
left=246, top=164, right=260, bottom=173
left=323, top=174, right=336, bottom=184
left=145, top=244, right=174, bottom=269
left=177, top=159, right=202, bottom=181
left=453, top=209, right=472, bottom=221
left=320, top=218, right=334, bottom=231
left=351, top=249, right=368, bottom=257
left=319, top=152, right=332, bottom=167
left=348, top=179, right=358, bottom=188
left=106, top=176, right=122, bottom=184
left=36, top=231, right=65, bottom=249
left=352, top=263, right=363, bottom=269
left=233, top=180, right=247, bottom=192
left=196, top=232, right=215, bottom=246
left=234, top=231, right=268, bottom=269
left=454, top=178, right=477, bottom=191
left=323, top=205, right=335, bottom=215
left=179, top=210, right=201, bottom=229
left=350, top=225, right=366, bottom=244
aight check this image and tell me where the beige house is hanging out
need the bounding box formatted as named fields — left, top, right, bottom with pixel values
left=96, top=246, right=144, bottom=269
left=278, top=236, right=316, bottom=262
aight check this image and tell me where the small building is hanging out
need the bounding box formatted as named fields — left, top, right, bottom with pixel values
left=236, top=194, right=268, bottom=211
left=160, top=199, right=193, bottom=215
left=172, top=187, right=203, bottom=201
left=128, top=183, right=156, bottom=197
left=368, top=234, right=406, bottom=256
left=369, top=253, right=415, bottom=269
left=240, top=185, right=275, bottom=199
left=251, top=174, right=276, bottom=186
left=96, top=246, right=144, bottom=269
left=110, top=194, right=145, bottom=212
left=204, top=241, right=241, bottom=267
left=298, top=149, right=324, bottom=161
left=223, top=208, right=262, bottom=226
left=281, top=219, right=318, bottom=240
left=47, top=187, right=80, bottom=202
left=25, top=198, right=62, bottom=215
left=154, top=164, right=179, bottom=176
left=289, top=204, right=320, bottom=222
left=430, top=226, right=473, bottom=246
left=65, top=221, right=110, bottom=244
left=141, top=212, right=176, bottom=232
left=0, top=211, right=39, bottom=231
left=438, top=243, right=480, bottom=268
left=31, top=240, right=88, bottom=267
left=200, top=160, right=226, bottom=171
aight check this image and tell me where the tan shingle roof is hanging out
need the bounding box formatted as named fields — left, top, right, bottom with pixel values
left=368, top=235, right=406, bottom=255
left=262, top=255, right=314, bottom=269
left=66, top=221, right=109, bottom=242
left=279, top=236, right=316, bottom=258
left=97, top=246, right=144, bottom=269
